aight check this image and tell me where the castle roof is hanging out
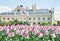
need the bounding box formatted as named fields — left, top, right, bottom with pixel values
left=0, top=5, right=52, bottom=15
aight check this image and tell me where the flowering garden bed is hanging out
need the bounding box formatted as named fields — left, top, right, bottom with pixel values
left=0, top=25, right=60, bottom=41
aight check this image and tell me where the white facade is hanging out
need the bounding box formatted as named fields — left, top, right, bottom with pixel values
left=0, top=5, right=55, bottom=25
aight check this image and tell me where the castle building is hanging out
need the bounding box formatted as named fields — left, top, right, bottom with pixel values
left=0, top=5, right=55, bottom=25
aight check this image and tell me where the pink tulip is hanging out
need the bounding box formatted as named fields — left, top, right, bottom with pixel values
left=14, top=25, right=19, bottom=30
left=0, top=26, right=3, bottom=31
left=6, top=28, right=10, bottom=34
left=37, top=32, right=43, bottom=38
left=18, top=30, right=24, bottom=35
left=5, top=26, right=11, bottom=34
left=55, top=26, right=60, bottom=29
left=32, top=28, right=39, bottom=35
left=24, top=33, right=29, bottom=39
left=16, top=30, right=20, bottom=34
left=43, top=27, right=49, bottom=35
left=8, top=32, right=14, bottom=37
left=50, top=33, right=56, bottom=38
left=10, top=25, right=15, bottom=29
left=24, top=29, right=28, bottom=33
left=54, top=29, right=60, bottom=34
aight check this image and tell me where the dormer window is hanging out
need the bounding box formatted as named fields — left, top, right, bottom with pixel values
left=17, top=9, right=20, bottom=12
left=20, top=5, right=23, bottom=7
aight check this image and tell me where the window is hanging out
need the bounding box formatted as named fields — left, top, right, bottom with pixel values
left=17, top=10, right=19, bottom=11
left=12, top=18, right=14, bottom=20
left=33, top=22, right=36, bottom=25
left=43, top=17, right=45, bottom=20
left=3, top=18, right=5, bottom=20
left=29, top=18, right=31, bottom=20
left=38, top=18, right=40, bottom=20
left=7, top=18, right=10, bottom=20
left=48, top=17, right=50, bottom=20
left=38, top=22, right=40, bottom=24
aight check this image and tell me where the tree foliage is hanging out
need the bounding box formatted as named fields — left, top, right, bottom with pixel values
left=41, top=22, right=49, bottom=26
left=57, top=21, right=60, bottom=26
left=0, top=20, right=30, bottom=26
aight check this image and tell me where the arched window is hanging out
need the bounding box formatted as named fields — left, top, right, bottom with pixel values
left=38, top=22, right=40, bottom=24
left=3, top=18, right=5, bottom=20
left=33, top=22, right=35, bottom=25
left=38, top=18, right=40, bottom=20
left=48, top=17, right=50, bottom=20
left=43, top=17, right=45, bottom=20
left=7, top=18, right=10, bottom=20
left=12, top=18, right=14, bottom=20
left=29, top=18, right=31, bottom=20
left=17, top=9, right=20, bottom=12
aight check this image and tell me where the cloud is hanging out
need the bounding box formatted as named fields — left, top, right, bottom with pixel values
left=0, top=6, right=12, bottom=13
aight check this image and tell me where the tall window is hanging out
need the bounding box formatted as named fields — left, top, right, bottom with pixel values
left=3, top=18, right=5, bottom=20
left=33, top=22, right=35, bottom=25
left=38, top=22, right=40, bottom=24
left=12, top=18, right=14, bottom=20
left=43, top=17, right=45, bottom=20
left=7, top=18, right=10, bottom=20
left=48, top=17, right=50, bottom=20
left=29, top=18, right=31, bottom=20
left=17, top=9, right=20, bottom=12
left=38, top=18, right=40, bottom=20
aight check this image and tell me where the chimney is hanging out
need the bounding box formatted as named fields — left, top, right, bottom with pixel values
left=32, top=4, right=36, bottom=11
left=20, top=5, right=24, bottom=11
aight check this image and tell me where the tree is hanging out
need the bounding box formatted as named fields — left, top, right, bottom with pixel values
left=57, top=21, right=60, bottom=26
left=41, top=22, right=49, bottom=26
left=0, top=20, right=7, bottom=26
left=18, top=21, right=23, bottom=25
left=23, top=21, right=30, bottom=25
left=14, top=20, right=19, bottom=24
left=7, top=21, right=15, bottom=25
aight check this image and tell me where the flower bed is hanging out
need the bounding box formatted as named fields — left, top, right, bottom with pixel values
left=0, top=25, right=60, bottom=41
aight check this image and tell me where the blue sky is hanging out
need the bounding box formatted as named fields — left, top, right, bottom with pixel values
left=0, top=0, right=60, bottom=20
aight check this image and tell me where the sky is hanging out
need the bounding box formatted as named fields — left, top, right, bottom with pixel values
left=0, top=0, right=60, bottom=20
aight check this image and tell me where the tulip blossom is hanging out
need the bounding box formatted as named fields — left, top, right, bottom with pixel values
left=54, top=29, right=60, bottom=34
left=50, top=33, right=56, bottom=38
left=37, top=32, right=43, bottom=38
left=0, top=26, right=3, bottom=31
left=5, top=26, right=11, bottom=34
left=24, top=29, right=28, bottom=33
left=44, top=30, right=49, bottom=35
left=32, top=28, right=39, bottom=35
left=8, top=32, right=14, bottom=37
left=16, top=30, right=20, bottom=34
left=0, top=25, right=60, bottom=40
left=18, top=30, right=24, bottom=35
left=24, top=33, right=29, bottom=39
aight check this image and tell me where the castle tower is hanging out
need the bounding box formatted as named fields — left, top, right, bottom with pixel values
left=51, top=8, right=55, bottom=25
left=32, top=4, right=36, bottom=11
left=20, top=5, right=24, bottom=11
